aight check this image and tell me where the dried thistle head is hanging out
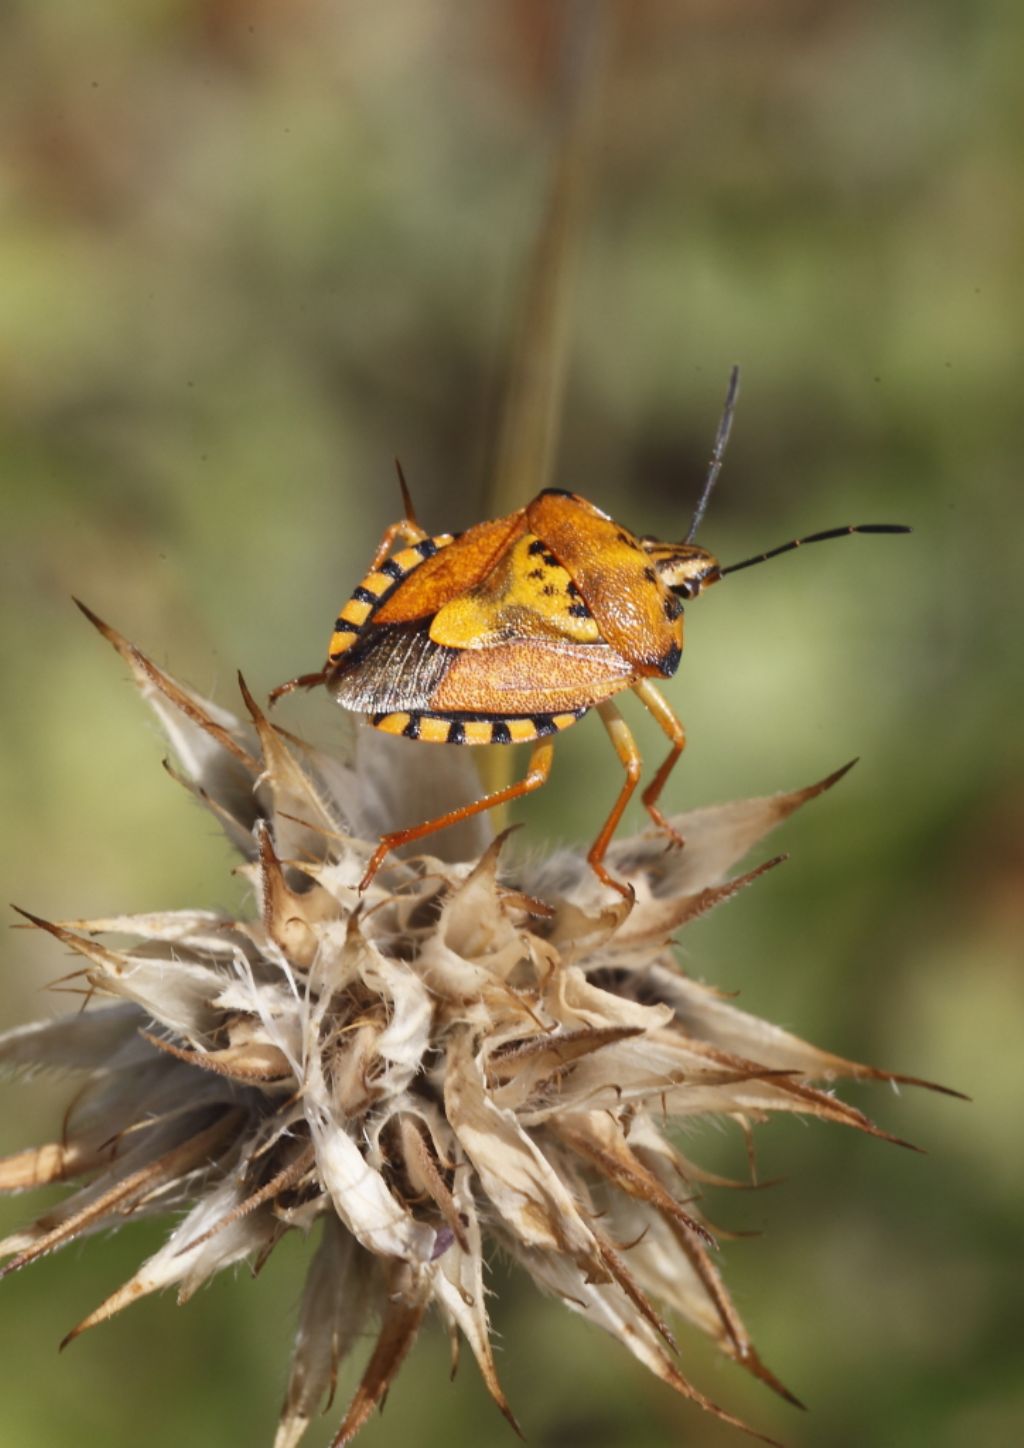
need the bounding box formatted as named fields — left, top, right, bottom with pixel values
left=0, top=607, right=951, bottom=1447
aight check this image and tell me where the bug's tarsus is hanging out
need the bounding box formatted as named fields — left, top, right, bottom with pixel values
left=685, top=364, right=741, bottom=544
left=394, top=457, right=419, bottom=529
left=718, top=523, right=912, bottom=578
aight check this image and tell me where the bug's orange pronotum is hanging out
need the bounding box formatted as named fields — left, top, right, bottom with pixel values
left=273, top=369, right=909, bottom=896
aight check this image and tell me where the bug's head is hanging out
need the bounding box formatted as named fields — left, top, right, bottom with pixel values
left=652, top=365, right=910, bottom=596
left=639, top=539, right=722, bottom=600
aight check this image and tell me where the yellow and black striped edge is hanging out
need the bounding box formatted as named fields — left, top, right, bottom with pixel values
left=368, top=708, right=587, bottom=745
left=328, top=533, right=455, bottom=663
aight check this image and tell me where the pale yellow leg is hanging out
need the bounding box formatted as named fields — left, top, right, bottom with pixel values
left=588, top=701, right=642, bottom=899
left=632, top=678, right=687, bottom=848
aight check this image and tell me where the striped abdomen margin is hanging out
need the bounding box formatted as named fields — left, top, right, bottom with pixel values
left=368, top=708, right=587, bottom=745
left=327, top=533, right=454, bottom=664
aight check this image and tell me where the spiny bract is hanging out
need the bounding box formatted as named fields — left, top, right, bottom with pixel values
left=0, top=606, right=947, bottom=1447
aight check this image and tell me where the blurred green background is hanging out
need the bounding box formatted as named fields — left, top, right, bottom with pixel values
left=1, top=4, right=1020, bottom=1446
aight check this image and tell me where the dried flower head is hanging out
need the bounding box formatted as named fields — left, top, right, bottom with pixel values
left=1, top=607, right=951, bottom=1447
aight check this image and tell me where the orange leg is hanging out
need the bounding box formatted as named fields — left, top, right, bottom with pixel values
left=632, top=678, right=687, bottom=848
left=369, top=517, right=427, bottom=570
left=268, top=666, right=330, bottom=706
left=359, top=738, right=555, bottom=892
left=588, top=701, right=642, bottom=900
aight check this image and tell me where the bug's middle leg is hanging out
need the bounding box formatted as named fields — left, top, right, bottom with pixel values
left=359, top=737, right=555, bottom=892
left=588, top=701, right=642, bottom=900
left=632, top=678, right=687, bottom=848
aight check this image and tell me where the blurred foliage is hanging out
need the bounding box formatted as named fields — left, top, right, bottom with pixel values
left=1, top=3, right=1021, bottom=1446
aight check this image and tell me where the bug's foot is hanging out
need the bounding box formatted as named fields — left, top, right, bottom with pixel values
left=358, top=840, right=394, bottom=893
left=645, top=804, right=686, bottom=852
left=588, top=858, right=636, bottom=904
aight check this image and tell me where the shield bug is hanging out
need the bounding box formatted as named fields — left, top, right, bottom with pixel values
left=272, top=368, right=909, bottom=896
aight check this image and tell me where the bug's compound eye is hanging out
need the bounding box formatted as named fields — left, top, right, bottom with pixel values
left=675, top=574, right=710, bottom=600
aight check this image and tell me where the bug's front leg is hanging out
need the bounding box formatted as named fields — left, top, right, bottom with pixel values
left=359, top=737, right=555, bottom=892
left=631, top=679, right=686, bottom=849
left=589, top=701, right=642, bottom=900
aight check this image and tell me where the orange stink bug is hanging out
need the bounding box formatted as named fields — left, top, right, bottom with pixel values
left=273, top=369, right=909, bottom=896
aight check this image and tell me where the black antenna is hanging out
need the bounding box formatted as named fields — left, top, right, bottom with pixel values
left=685, top=364, right=741, bottom=543
left=718, top=523, right=911, bottom=578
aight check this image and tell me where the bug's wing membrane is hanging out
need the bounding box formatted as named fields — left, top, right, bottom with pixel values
left=329, top=627, right=454, bottom=715
left=372, top=512, right=527, bottom=627
left=429, top=638, right=634, bottom=715
left=527, top=490, right=680, bottom=672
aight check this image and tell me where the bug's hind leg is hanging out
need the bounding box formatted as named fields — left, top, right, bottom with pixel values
left=368, top=460, right=428, bottom=568
left=270, top=474, right=427, bottom=707
left=588, top=701, right=642, bottom=900
left=369, top=516, right=428, bottom=571
left=632, top=679, right=686, bottom=848
left=359, top=738, right=555, bottom=892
